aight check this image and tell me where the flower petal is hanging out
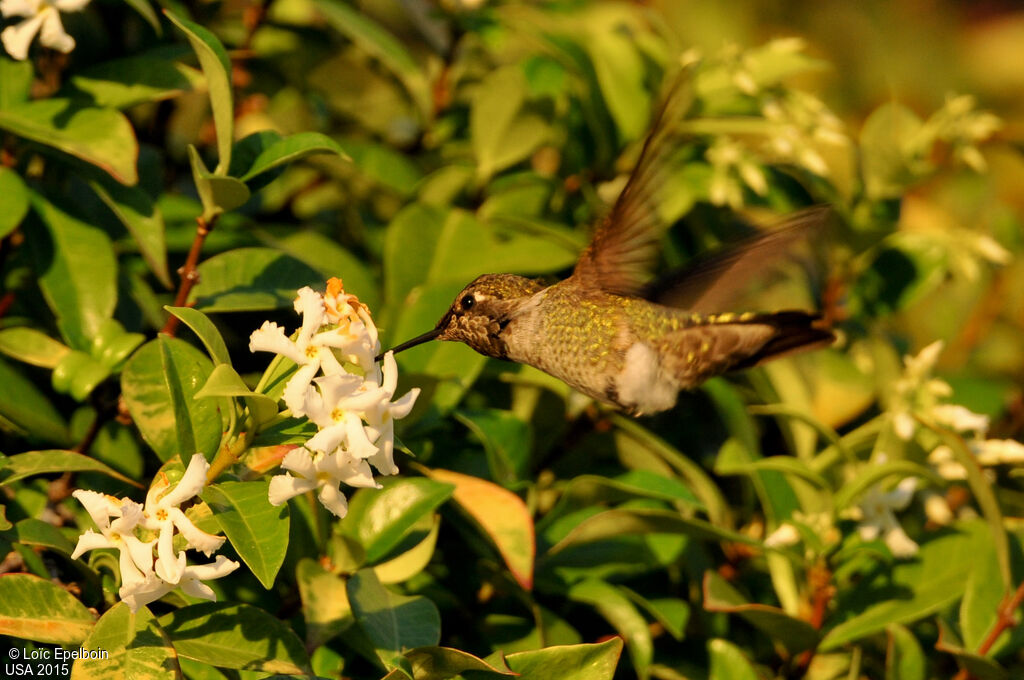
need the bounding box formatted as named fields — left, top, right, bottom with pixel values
left=249, top=321, right=305, bottom=364
left=158, top=453, right=210, bottom=508
left=168, top=507, right=225, bottom=556
left=72, top=489, right=117, bottom=531
left=1, top=13, right=45, bottom=61
left=70, top=530, right=113, bottom=560
left=38, top=9, right=73, bottom=53
left=283, top=362, right=320, bottom=417
left=268, top=473, right=317, bottom=506
left=120, top=573, right=173, bottom=613
left=294, top=287, right=326, bottom=347
left=316, top=483, right=349, bottom=518
left=280, top=447, right=317, bottom=479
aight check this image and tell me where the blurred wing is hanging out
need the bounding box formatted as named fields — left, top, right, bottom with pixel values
left=644, top=207, right=830, bottom=312
left=571, top=66, right=696, bottom=296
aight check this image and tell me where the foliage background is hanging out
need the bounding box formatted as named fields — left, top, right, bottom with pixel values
left=1, top=0, right=1023, bottom=678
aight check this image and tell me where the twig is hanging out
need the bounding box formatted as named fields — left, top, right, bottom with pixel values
left=161, top=215, right=216, bottom=336
left=952, top=579, right=1024, bottom=680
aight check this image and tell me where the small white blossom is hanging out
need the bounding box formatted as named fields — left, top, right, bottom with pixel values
left=931, top=404, right=990, bottom=437
left=361, top=352, right=419, bottom=476
left=70, top=491, right=155, bottom=587
left=0, top=0, right=88, bottom=60
left=268, top=447, right=380, bottom=518
left=854, top=476, right=919, bottom=558
left=889, top=341, right=954, bottom=441
left=973, top=438, right=1024, bottom=466
left=764, top=523, right=800, bottom=549
left=706, top=137, right=767, bottom=209
left=119, top=556, right=239, bottom=612
left=141, top=453, right=225, bottom=585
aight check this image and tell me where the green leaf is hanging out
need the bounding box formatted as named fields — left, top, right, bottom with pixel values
left=487, top=639, right=623, bottom=680
left=0, top=573, right=95, bottom=644
left=425, top=468, right=535, bottom=590
left=238, top=131, right=348, bottom=181
left=159, top=602, right=310, bottom=674
left=195, top=364, right=279, bottom=427
left=188, top=145, right=251, bottom=219
left=0, top=358, right=70, bottom=446
left=343, top=138, right=423, bottom=196
left=585, top=27, right=650, bottom=142
left=0, top=99, right=138, bottom=184
left=707, top=638, right=759, bottom=680
left=347, top=568, right=441, bottom=659
left=960, top=527, right=1007, bottom=652
left=202, top=481, right=289, bottom=589
left=296, top=558, right=353, bottom=649
left=619, top=588, right=690, bottom=641
left=820, top=520, right=992, bottom=650
left=165, top=11, right=234, bottom=173
left=0, top=166, right=28, bottom=239
left=263, top=230, right=379, bottom=311
left=886, top=624, right=926, bottom=680
left=567, top=580, right=652, bottom=680
left=703, top=571, right=819, bottom=654
left=0, top=56, right=33, bottom=109
left=66, top=53, right=200, bottom=109
left=121, top=337, right=221, bottom=462
left=0, top=450, right=140, bottom=488
left=25, top=191, right=117, bottom=351
left=455, top=409, right=531, bottom=483
left=189, top=247, right=323, bottom=312
left=935, top=620, right=1009, bottom=680
left=405, top=646, right=514, bottom=680
left=345, top=477, right=454, bottom=563
left=89, top=178, right=170, bottom=288
left=716, top=455, right=829, bottom=489
left=72, top=604, right=179, bottom=680
left=165, top=306, right=230, bottom=365
left=471, top=66, right=549, bottom=180
left=11, top=518, right=76, bottom=554
left=544, top=508, right=756, bottom=558
left=314, top=0, right=431, bottom=121
left=374, top=515, right=440, bottom=585
left=0, top=327, right=70, bottom=368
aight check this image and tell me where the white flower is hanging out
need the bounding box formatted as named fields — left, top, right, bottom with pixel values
left=141, top=453, right=224, bottom=585
left=120, top=556, right=239, bottom=612
left=268, top=447, right=380, bottom=518
left=70, top=490, right=155, bottom=586
left=0, top=0, right=89, bottom=61
left=361, top=352, right=419, bottom=476
left=854, top=476, right=919, bottom=558
left=706, top=137, right=767, bottom=209
left=323, top=277, right=380, bottom=371
left=973, top=438, right=1024, bottom=466
left=303, top=373, right=383, bottom=459
left=927, top=445, right=967, bottom=480
left=889, top=341, right=954, bottom=441
left=249, top=287, right=347, bottom=417
left=931, top=404, right=989, bottom=436
left=764, top=523, right=800, bottom=549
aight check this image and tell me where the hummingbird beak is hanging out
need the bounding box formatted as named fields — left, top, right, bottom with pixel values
left=375, top=327, right=444, bottom=362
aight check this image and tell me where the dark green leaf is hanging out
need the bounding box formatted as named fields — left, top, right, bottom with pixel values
left=567, top=580, right=652, bottom=679
left=886, top=624, right=926, bottom=680
left=165, top=306, right=230, bottom=365
left=0, top=166, right=28, bottom=239
left=25, top=191, right=118, bottom=351
left=0, top=450, right=140, bottom=488
left=121, top=337, right=221, bottom=461
left=0, top=358, right=70, bottom=446
left=202, top=481, right=289, bottom=589
left=159, top=602, right=310, bottom=674
left=67, top=53, right=199, bottom=109
left=0, top=99, right=138, bottom=183
left=90, top=178, right=170, bottom=288
left=347, top=569, right=441, bottom=659
left=239, top=132, right=348, bottom=181
left=189, top=247, right=323, bottom=312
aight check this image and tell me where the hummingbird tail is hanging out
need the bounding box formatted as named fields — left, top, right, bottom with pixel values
left=730, top=311, right=836, bottom=370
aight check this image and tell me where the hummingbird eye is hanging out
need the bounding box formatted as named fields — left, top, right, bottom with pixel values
left=461, top=294, right=475, bottom=310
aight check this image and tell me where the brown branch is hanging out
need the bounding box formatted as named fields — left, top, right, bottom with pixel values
left=161, top=215, right=215, bottom=336
left=952, top=579, right=1024, bottom=680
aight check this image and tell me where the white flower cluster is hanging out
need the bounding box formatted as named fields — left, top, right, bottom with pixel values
left=71, top=454, right=238, bottom=612
left=249, top=278, right=419, bottom=518
left=0, top=0, right=88, bottom=60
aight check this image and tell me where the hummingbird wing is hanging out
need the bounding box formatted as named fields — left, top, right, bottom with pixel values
left=644, top=206, right=830, bottom=312
left=571, top=66, right=696, bottom=297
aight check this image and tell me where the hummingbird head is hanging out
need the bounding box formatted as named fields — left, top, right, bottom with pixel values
left=382, top=274, right=545, bottom=360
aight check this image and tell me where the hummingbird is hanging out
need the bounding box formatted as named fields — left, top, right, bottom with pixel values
left=381, top=70, right=835, bottom=416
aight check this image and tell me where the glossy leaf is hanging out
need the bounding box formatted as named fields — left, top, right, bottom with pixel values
left=120, top=337, right=221, bottom=461
left=159, top=602, right=309, bottom=674
left=0, top=166, right=28, bottom=238
left=0, top=327, right=70, bottom=368
left=238, top=131, right=348, bottom=181
left=10, top=518, right=76, bottom=554
left=0, top=450, right=140, bottom=488
left=90, top=179, right=170, bottom=288
left=347, top=569, right=441, bottom=658
left=494, top=639, right=623, bottom=680
left=455, top=409, right=532, bottom=482
left=165, top=11, right=234, bottom=173
left=0, top=358, right=70, bottom=446
left=703, top=571, right=819, bottom=654
left=374, top=515, right=440, bottom=585
left=707, top=639, right=759, bottom=680
left=71, top=604, right=178, bottom=680
left=296, top=558, right=353, bottom=648
left=567, top=580, right=652, bottom=679
left=404, top=646, right=514, bottom=679
left=202, top=481, right=289, bottom=589
left=426, top=468, right=535, bottom=590
left=67, top=53, right=199, bottom=109
left=25, top=191, right=117, bottom=351
left=0, top=574, right=95, bottom=644
left=345, top=477, right=454, bottom=563
left=0, top=99, right=138, bottom=183
left=195, top=364, right=278, bottom=427
left=188, top=145, right=251, bottom=219
left=165, top=306, right=230, bottom=365
left=189, top=247, right=323, bottom=312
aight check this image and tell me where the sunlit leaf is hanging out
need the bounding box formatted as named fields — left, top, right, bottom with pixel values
left=71, top=604, right=178, bottom=680
left=0, top=574, right=95, bottom=644
left=202, top=481, right=289, bottom=589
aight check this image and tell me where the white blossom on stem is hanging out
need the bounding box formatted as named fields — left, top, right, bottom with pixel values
left=0, top=0, right=89, bottom=60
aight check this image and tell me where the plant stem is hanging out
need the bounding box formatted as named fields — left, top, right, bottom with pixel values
left=162, top=215, right=216, bottom=336
left=952, top=580, right=1024, bottom=680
